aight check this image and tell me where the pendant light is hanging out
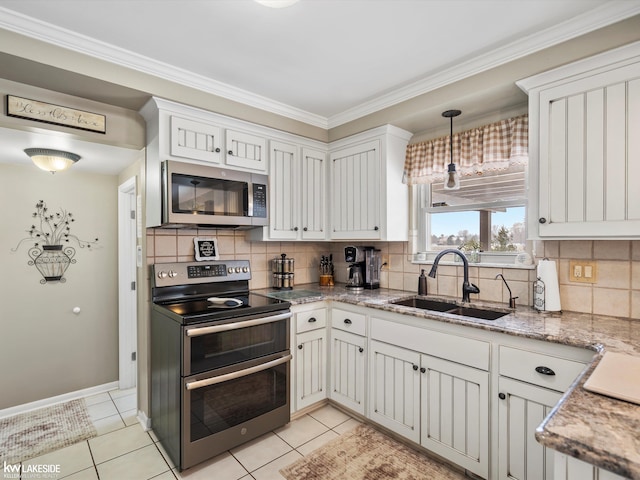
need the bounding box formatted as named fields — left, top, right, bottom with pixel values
left=24, top=148, right=80, bottom=173
left=442, top=109, right=461, bottom=190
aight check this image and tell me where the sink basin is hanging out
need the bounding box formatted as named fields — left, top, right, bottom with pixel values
left=391, top=298, right=457, bottom=312
left=390, top=297, right=508, bottom=320
left=445, top=306, right=508, bottom=320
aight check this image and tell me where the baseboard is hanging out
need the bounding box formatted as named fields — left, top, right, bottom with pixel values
left=137, top=409, right=151, bottom=431
left=0, top=381, right=119, bottom=419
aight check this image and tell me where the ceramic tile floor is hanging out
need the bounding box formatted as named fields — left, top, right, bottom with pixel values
left=12, top=389, right=366, bottom=480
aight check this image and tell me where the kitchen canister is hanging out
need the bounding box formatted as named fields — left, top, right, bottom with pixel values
left=535, top=258, right=561, bottom=311
left=272, top=253, right=294, bottom=289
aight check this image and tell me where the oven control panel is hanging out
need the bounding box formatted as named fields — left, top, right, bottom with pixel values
left=153, top=260, right=251, bottom=287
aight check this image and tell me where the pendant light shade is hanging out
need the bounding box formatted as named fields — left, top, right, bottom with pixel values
left=442, top=109, right=461, bottom=191
left=24, top=148, right=80, bottom=173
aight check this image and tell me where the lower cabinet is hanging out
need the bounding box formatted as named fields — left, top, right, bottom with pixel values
left=368, top=338, right=489, bottom=479
left=292, top=304, right=327, bottom=412
left=497, top=377, right=561, bottom=480
left=330, top=329, right=366, bottom=415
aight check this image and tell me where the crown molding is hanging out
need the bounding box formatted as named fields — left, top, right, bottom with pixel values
left=326, top=1, right=640, bottom=129
left=0, top=7, right=329, bottom=129
left=1, top=2, right=639, bottom=131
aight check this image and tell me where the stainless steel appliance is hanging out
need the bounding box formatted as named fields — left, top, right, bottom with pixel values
left=161, top=160, right=268, bottom=228
left=344, top=246, right=381, bottom=290
left=150, top=260, right=291, bottom=471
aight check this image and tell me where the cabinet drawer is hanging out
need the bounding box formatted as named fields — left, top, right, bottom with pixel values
left=499, top=346, right=588, bottom=392
left=296, top=308, right=327, bottom=333
left=331, top=308, right=366, bottom=336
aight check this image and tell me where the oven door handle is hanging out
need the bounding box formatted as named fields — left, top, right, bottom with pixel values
left=185, top=311, right=292, bottom=337
left=185, top=354, right=292, bottom=391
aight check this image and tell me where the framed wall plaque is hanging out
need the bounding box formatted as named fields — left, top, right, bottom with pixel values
left=194, top=237, right=219, bottom=261
left=6, top=95, right=106, bottom=134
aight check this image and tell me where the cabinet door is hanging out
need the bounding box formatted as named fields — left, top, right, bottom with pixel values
left=170, top=116, right=222, bottom=163
left=368, top=340, right=420, bottom=443
left=538, top=62, right=640, bottom=237
left=498, top=376, right=561, bottom=480
left=225, top=129, right=267, bottom=172
left=301, top=147, right=327, bottom=240
left=330, top=140, right=381, bottom=240
left=269, top=141, right=299, bottom=239
left=420, top=354, right=489, bottom=479
left=330, top=329, right=366, bottom=415
left=294, top=329, right=326, bottom=411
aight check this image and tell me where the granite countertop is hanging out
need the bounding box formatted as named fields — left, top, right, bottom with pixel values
left=255, top=283, right=640, bottom=479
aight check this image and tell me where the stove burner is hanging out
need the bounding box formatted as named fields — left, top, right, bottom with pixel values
left=207, top=297, right=243, bottom=307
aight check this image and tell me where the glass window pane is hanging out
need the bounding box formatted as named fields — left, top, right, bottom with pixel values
left=430, top=211, right=479, bottom=252
left=490, top=206, right=526, bottom=251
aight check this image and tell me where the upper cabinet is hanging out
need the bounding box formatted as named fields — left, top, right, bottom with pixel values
left=518, top=41, right=640, bottom=239
left=329, top=125, right=412, bottom=241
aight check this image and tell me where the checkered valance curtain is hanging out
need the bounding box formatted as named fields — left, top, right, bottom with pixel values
left=403, top=114, right=528, bottom=185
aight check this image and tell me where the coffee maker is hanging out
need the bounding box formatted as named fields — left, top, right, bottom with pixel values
left=344, top=246, right=381, bottom=290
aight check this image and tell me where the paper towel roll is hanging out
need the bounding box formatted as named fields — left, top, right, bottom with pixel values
left=537, top=259, right=561, bottom=311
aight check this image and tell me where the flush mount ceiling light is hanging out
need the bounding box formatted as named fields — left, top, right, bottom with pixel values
left=442, top=109, right=461, bottom=191
left=24, top=148, right=81, bottom=173
left=254, top=0, right=299, bottom=7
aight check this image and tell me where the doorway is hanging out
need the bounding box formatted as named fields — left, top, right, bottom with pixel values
left=118, top=177, right=138, bottom=389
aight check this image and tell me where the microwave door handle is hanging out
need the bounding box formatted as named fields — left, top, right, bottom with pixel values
left=185, top=354, right=292, bottom=390
left=247, top=182, right=254, bottom=217
left=185, top=312, right=292, bottom=337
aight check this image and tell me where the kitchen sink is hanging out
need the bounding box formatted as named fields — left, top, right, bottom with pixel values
left=390, top=297, right=508, bottom=320
left=391, top=298, right=456, bottom=312
left=444, top=306, right=508, bottom=320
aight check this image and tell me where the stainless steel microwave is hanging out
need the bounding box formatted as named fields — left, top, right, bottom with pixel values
left=161, top=160, right=268, bottom=228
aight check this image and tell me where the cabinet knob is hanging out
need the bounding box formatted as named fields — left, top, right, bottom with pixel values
left=498, top=393, right=506, bottom=400
left=228, top=150, right=234, bottom=155
left=298, top=344, right=303, bottom=350
left=294, top=227, right=299, bottom=232
left=420, top=367, right=426, bottom=373
left=359, top=347, right=364, bottom=353
left=308, top=317, right=316, bottom=323
left=535, top=366, right=556, bottom=376
left=539, top=217, right=547, bottom=224
left=374, top=226, right=379, bottom=231
left=412, top=364, right=419, bottom=371
left=303, top=227, right=308, bottom=231
left=215, top=147, right=221, bottom=153
left=343, top=318, right=352, bottom=325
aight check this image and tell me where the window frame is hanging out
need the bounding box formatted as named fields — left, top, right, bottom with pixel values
left=413, top=183, right=529, bottom=266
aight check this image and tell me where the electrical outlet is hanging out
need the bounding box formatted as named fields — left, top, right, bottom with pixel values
left=569, top=260, right=597, bottom=283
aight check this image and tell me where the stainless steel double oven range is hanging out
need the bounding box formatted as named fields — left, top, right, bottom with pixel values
left=150, top=260, right=291, bottom=471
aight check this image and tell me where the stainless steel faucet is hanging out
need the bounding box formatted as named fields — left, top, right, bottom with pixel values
left=428, top=249, right=480, bottom=302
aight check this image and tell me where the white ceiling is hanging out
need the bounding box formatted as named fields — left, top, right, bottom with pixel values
left=1, top=0, right=640, bottom=174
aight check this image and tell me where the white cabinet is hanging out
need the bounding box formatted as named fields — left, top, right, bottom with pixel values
left=369, top=339, right=421, bottom=442
left=498, top=377, right=560, bottom=480
left=225, top=129, right=267, bottom=172
left=329, top=125, right=412, bottom=241
left=292, top=304, right=327, bottom=412
left=518, top=42, right=640, bottom=238
left=330, top=306, right=367, bottom=415
left=554, top=454, right=629, bottom=480
left=170, top=115, right=222, bottom=164
left=421, top=354, right=489, bottom=478
left=497, top=344, right=593, bottom=480
left=368, top=315, right=490, bottom=478
left=267, top=142, right=327, bottom=240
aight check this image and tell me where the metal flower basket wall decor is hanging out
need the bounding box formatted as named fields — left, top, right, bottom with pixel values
left=11, top=200, right=99, bottom=283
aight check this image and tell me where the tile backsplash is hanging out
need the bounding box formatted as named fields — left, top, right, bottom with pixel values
left=146, top=229, right=640, bottom=319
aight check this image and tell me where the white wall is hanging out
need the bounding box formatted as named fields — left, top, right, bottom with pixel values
left=0, top=163, right=119, bottom=409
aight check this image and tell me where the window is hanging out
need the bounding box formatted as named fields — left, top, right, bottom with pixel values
left=415, top=169, right=527, bottom=259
